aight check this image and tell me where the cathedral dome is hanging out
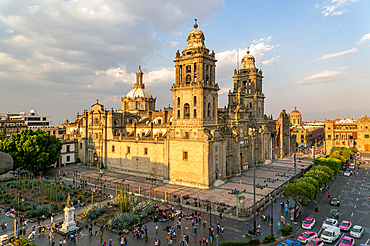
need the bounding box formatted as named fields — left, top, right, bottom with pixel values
left=125, top=87, right=152, bottom=99
left=290, top=106, right=301, bottom=116
left=241, top=47, right=256, bottom=69
left=185, top=19, right=205, bottom=50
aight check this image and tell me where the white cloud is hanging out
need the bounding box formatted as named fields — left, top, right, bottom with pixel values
left=321, top=0, right=357, bottom=16
left=262, top=56, right=280, bottom=66
left=315, top=3, right=320, bottom=8
left=351, top=74, right=362, bottom=79
left=167, top=41, right=180, bottom=47
left=358, top=33, right=370, bottom=44
left=296, top=67, right=349, bottom=84
left=315, top=48, right=358, bottom=61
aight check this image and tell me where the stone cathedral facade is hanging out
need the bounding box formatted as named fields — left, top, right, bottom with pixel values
left=64, top=20, right=292, bottom=188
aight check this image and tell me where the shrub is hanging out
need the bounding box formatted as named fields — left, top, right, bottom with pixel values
left=81, top=203, right=106, bottom=220
left=99, top=216, right=106, bottom=223
left=61, top=202, right=67, bottom=209
left=6, top=182, right=11, bottom=187
left=263, top=235, right=275, bottom=243
left=250, top=239, right=260, bottom=245
left=77, top=195, right=84, bottom=201
left=72, top=186, right=76, bottom=190
left=281, top=226, right=293, bottom=236
left=87, top=198, right=91, bottom=203
left=71, top=198, right=78, bottom=205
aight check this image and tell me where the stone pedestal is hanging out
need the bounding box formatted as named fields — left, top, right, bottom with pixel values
left=60, top=206, right=78, bottom=233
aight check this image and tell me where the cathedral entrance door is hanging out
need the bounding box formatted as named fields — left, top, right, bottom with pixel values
left=94, top=153, right=98, bottom=167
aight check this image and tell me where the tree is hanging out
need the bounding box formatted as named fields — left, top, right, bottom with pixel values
left=304, top=169, right=330, bottom=188
left=0, top=129, right=62, bottom=175
left=0, top=132, right=6, bottom=142
left=314, top=158, right=341, bottom=175
left=297, top=177, right=319, bottom=190
left=283, top=182, right=316, bottom=204
left=315, top=165, right=334, bottom=180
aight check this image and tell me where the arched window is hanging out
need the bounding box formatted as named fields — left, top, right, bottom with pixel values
left=136, top=102, right=140, bottom=110
left=184, top=103, right=190, bottom=119
left=193, top=109, right=197, bottom=118
left=213, top=98, right=216, bottom=118
left=250, top=102, right=252, bottom=108
left=177, top=97, right=180, bottom=107
left=177, top=110, right=180, bottom=119
left=207, top=103, right=211, bottom=117
left=193, top=96, right=197, bottom=106
left=186, top=75, right=191, bottom=84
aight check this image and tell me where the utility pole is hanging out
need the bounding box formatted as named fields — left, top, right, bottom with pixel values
left=293, top=152, right=297, bottom=222
left=270, top=194, right=273, bottom=236
left=313, top=145, right=316, bottom=178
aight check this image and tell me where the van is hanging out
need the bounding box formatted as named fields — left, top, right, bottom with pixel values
left=320, top=226, right=341, bottom=243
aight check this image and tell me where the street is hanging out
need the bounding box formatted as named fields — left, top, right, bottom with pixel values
left=293, top=162, right=370, bottom=246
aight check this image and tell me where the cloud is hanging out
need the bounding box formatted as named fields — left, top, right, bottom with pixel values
left=315, top=3, right=320, bottom=8
left=315, top=48, right=358, bottom=61
left=262, top=56, right=280, bottom=66
left=351, top=74, right=362, bottom=79
left=296, top=67, right=349, bottom=84
left=321, top=0, right=357, bottom=16
left=358, top=33, right=370, bottom=44
left=167, top=41, right=180, bottom=47
left=219, top=87, right=232, bottom=95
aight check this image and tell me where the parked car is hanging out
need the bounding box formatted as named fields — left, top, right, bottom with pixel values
left=306, top=238, right=324, bottom=246
left=331, top=198, right=340, bottom=206
left=302, top=217, right=316, bottom=230
left=350, top=225, right=364, bottom=238
left=339, top=220, right=352, bottom=231
left=340, top=236, right=355, bottom=246
left=344, top=171, right=351, bottom=176
left=278, top=239, right=301, bottom=246
left=298, top=231, right=318, bottom=243
left=349, top=164, right=355, bottom=169
left=322, top=218, right=339, bottom=229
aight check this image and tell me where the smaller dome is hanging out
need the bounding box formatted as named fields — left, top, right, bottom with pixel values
left=290, top=106, right=301, bottom=116
left=125, top=88, right=152, bottom=99
left=241, top=47, right=256, bottom=69
left=185, top=19, right=205, bottom=50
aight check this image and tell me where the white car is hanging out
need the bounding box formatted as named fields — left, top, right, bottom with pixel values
left=344, top=171, right=351, bottom=176
left=350, top=225, right=364, bottom=238
left=322, top=218, right=338, bottom=229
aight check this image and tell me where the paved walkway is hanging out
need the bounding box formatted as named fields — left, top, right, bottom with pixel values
left=55, top=155, right=313, bottom=211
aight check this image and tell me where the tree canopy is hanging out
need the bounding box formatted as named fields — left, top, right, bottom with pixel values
left=0, top=129, right=62, bottom=175
left=283, top=182, right=316, bottom=204
left=304, top=169, right=330, bottom=188
left=0, top=132, right=6, bottom=142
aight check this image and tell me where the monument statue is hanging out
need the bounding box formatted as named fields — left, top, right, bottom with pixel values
left=66, top=194, right=72, bottom=208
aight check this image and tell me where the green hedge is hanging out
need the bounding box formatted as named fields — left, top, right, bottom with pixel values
left=263, top=235, right=275, bottom=243
left=281, top=226, right=293, bottom=236
left=220, top=239, right=260, bottom=246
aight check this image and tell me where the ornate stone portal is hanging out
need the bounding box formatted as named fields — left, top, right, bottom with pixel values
left=60, top=194, right=78, bottom=233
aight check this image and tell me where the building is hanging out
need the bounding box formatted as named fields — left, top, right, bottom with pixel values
left=0, top=119, right=27, bottom=139
left=64, top=20, right=293, bottom=188
left=0, top=110, right=52, bottom=128
left=290, top=107, right=302, bottom=127
left=325, top=116, right=370, bottom=152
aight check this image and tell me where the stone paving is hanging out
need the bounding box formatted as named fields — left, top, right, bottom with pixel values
left=55, top=155, right=313, bottom=210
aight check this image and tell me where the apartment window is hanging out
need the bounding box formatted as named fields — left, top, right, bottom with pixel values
left=67, top=156, right=70, bottom=162
left=327, top=135, right=331, bottom=139
left=365, top=134, right=369, bottom=138
left=158, top=132, right=163, bottom=137
left=184, top=132, right=189, bottom=139
left=157, top=119, right=162, bottom=124
left=112, top=145, right=115, bottom=152
left=43, top=117, right=46, bottom=121
left=183, top=151, right=188, bottom=160
left=335, top=135, right=339, bottom=139
left=127, top=146, right=131, bottom=154
left=66, top=146, right=70, bottom=153
left=342, top=135, right=345, bottom=139
left=144, top=148, right=148, bottom=155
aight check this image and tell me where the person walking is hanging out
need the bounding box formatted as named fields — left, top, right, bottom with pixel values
left=328, top=193, right=330, bottom=199
left=156, top=224, right=158, bottom=233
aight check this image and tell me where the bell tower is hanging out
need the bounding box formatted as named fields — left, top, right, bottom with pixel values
left=171, top=19, right=219, bottom=127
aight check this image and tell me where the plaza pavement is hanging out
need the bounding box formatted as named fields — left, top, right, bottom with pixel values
left=55, top=155, right=313, bottom=212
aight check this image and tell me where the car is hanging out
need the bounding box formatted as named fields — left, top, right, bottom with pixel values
left=349, top=164, right=355, bottom=169
left=322, top=218, right=338, bottom=229
left=339, top=220, right=352, bottom=231
left=344, top=171, right=351, bottom=176
left=321, top=226, right=341, bottom=243
left=306, top=238, right=324, bottom=246
left=350, top=225, right=364, bottom=238
left=340, top=236, right=355, bottom=246
left=278, top=239, right=301, bottom=246
left=331, top=209, right=339, bottom=219
left=302, top=217, right=316, bottom=229
left=298, top=231, right=318, bottom=243
left=331, top=198, right=340, bottom=206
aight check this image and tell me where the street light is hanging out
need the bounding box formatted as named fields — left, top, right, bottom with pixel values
left=269, top=194, right=273, bottom=236
left=249, top=127, right=257, bottom=233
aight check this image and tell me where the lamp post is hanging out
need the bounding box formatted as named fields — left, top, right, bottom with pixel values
left=270, top=194, right=273, bottom=236
left=249, top=127, right=257, bottom=233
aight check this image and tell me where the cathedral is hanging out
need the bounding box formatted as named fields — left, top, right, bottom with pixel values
left=64, top=20, right=292, bottom=188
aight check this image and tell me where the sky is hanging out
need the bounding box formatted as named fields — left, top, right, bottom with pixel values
left=0, top=0, right=369, bottom=124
